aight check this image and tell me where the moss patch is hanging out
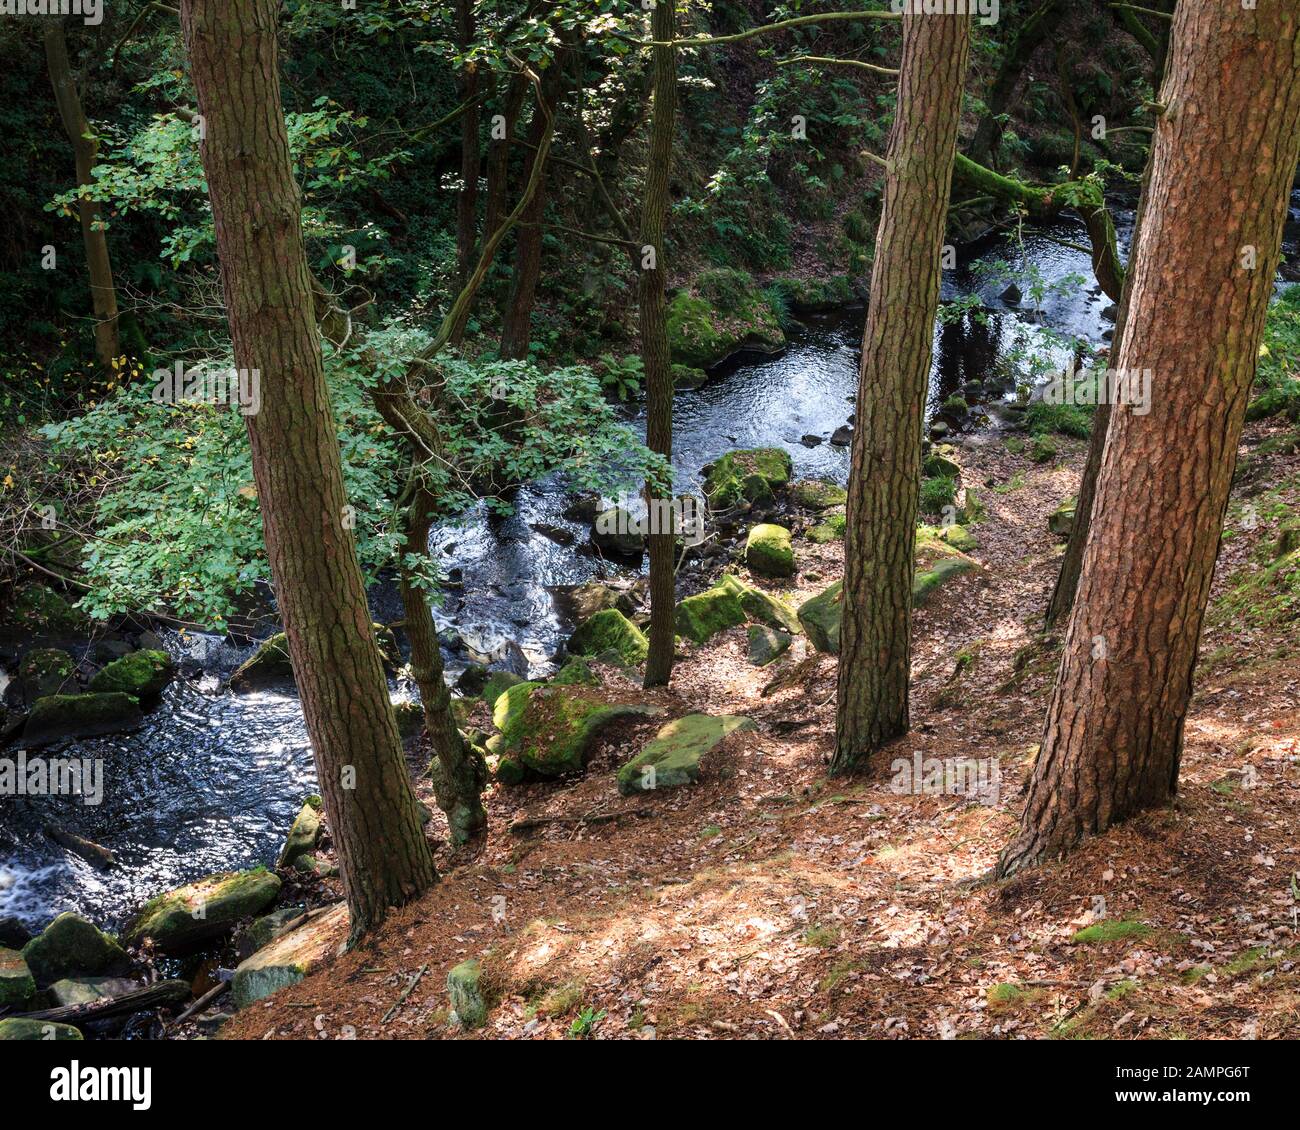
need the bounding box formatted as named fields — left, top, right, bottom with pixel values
left=1071, top=919, right=1152, bottom=945
left=88, top=649, right=174, bottom=700
left=745, top=523, right=794, bottom=577
left=567, top=608, right=649, bottom=666
left=703, top=447, right=792, bottom=510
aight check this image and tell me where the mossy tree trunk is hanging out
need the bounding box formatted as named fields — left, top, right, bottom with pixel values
left=641, top=1, right=679, bottom=690
left=181, top=0, right=436, bottom=941
left=999, top=0, right=1300, bottom=875
left=832, top=11, right=971, bottom=772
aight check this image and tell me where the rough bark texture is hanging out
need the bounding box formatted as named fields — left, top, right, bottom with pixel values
left=454, top=0, right=480, bottom=287
left=640, top=1, right=678, bottom=689
left=181, top=0, right=435, bottom=940
left=45, top=22, right=120, bottom=372
left=832, top=12, right=971, bottom=772
left=999, top=0, right=1300, bottom=875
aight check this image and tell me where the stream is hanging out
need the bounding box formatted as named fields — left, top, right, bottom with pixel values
left=0, top=196, right=1212, bottom=936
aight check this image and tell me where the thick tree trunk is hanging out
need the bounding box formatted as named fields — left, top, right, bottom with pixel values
left=181, top=0, right=435, bottom=941
left=44, top=22, right=120, bottom=372
left=454, top=0, right=480, bottom=287
left=999, top=0, right=1300, bottom=875
left=832, top=11, right=971, bottom=772
left=640, top=2, right=678, bottom=690
left=400, top=488, right=487, bottom=846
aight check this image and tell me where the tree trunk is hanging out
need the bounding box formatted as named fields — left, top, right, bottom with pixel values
left=640, top=1, right=678, bottom=690
left=454, top=0, right=480, bottom=287
left=181, top=0, right=436, bottom=941
left=999, top=0, right=1300, bottom=875
left=44, top=22, right=120, bottom=373
left=483, top=74, right=527, bottom=240
left=400, top=487, right=487, bottom=846
left=832, top=11, right=971, bottom=772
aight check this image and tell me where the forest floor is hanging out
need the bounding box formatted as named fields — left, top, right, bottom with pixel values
left=219, top=419, right=1300, bottom=1041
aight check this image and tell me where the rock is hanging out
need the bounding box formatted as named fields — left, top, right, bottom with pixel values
left=617, top=714, right=756, bottom=796
left=0, top=1018, right=82, bottom=1041
left=230, top=903, right=348, bottom=1009
left=552, top=657, right=599, bottom=686
left=48, top=976, right=139, bottom=1008
left=942, top=394, right=969, bottom=418
left=747, top=625, right=791, bottom=666
left=277, top=796, right=323, bottom=869
left=798, top=582, right=845, bottom=654
left=666, top=274, right=786, bottom=368
left=830, top=424, right=853, bottom=446
left=912, top=531, right=980, bottom=607
left=1049, top=497, right=1077, bottom=538
left=230, top=625, right=397, bottom=690
left=800, top=434, right=823, bottom=447
left=18, top=648, right=77, bottom=702
left=1001, top=282, right=1022, bottom=305
left=455, top=663, right=490, bottom=696
left=531, top=522, right=575, bottom=546
left=236, top=905, right=307, bottom=959
left=0, top=947, right=35, bottom=1009
left=392, top=700, right=425, bottom=742
left=6, top=584, right=88, bottom=635
left=702, top=448, right=792, bottom=510
left=124, top=869, right=282, bottom=953
left=929, top=420, right=950, bottom=441
left=21, top=692, right=142, bottom=747
left=745, top=523, right=794, bottom=577
left=935, top=524, right=978, bottom=552
left=806, top=507, right=846, bottom=544
left=923, top=450, right=961, bottom=479
left=21, top=913, right=127, bottom=986
left=1101, top=303, right=1118, bottom=322
left=671, top=364, right=709, bottom=390
left=790, top=479, right=847, bottom=511
left=727, top=575, right=801, bottom=634
left=292, top=855, right=339, bottom=878
left=590, top=506, right=644, bottom=559
left=767, top=274, right=853, bottom=314
left=481, top=670, right=524, bottom=707
left=567, top=609, right=649, bottom=666
left=447, top=958, right=488, bottom=1028
left=88, top=649, right=174, bottom=701
left=489, top=682, right=660, bottom=783
left=675, top=578, right=747, bottom=644
left=0, top=917, right=32, bottom=950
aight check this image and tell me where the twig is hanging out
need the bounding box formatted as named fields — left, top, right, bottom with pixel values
left=382, top=963, right=428, bottom=1023
left=169, top=980, right=228, bottom=1026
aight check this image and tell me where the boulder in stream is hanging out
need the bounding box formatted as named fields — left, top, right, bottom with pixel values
left=702, top=447, right=792, bottom=510
left=0, top=947, right=35, bottom=1009
left=88, top=648, right=174, bottom=702
left=20, top=912, right=127, bottom=987
left=277, top=796, right=323, bottom=870
left=0, top=1018, right=83, bottom=1041
left=124, top=868, right=282, bottom=953
left=18, top=648, right=77, bottom=702
left=229, top=624, right=397, bottom=691
left=21, top=692, right=142, bottom=747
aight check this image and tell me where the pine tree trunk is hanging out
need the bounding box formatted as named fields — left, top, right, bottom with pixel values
left=832, top=11, right=971, bottom=773
left=999, top=0, right=1300, bottom=875
left=181, top=0, right=436, bottom=940
left=44, top=22, right=120, bottom=373
left=640, top=1, right=678, bottom=690
left=454, top=0, right=480, bottom=286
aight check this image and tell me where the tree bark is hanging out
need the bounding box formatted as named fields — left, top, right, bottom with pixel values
left=44, top=21, right=120, bottom=373
left=832, top=11, right=971, bottom=772
left=999, top=0, right=1300, bottom=875
left=454, top=0, right=480, bottom=287
left=640, top=1, right=678, bottom=690
left=181, top=0, right=436, bottom=941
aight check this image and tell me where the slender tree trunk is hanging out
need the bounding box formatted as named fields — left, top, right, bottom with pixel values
left=44, top=22, right=120, bottom=372
left=999, top=0, right=1300, bottom=875
left=483, top=74, right=527, bottom=240
left=640, top=1, right=678, bottom=690
left=454, top=0, right=480, bottom=287
left=832, top=11, right=971, bottom=772
left=181, top=0, right=435, bottom=940
left=400, top=487, right=487, bottom=846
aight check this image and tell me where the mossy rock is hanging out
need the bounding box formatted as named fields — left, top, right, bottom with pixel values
left=702, top=448, right=792, bottom=510
left=7, top=584, right=88, bottom=634
left=18, top=647, right=77, bottom=701
left=229, top=624, right=397, bottom=691
left=21, top=913, right=127, bottom=986
left=277, top=796, right=323, bottom=869
left=912, top=532, right=979, bottom=607
left=22, top=693, right=143, bottom=747
left=724, top=574, right=801, bottom=634
left=231, top=903, right=348, bottom=1009
left=745, top=523, right=794, bottom=577
left=591, top=506, right=645, bottom=559
left=489, top=682, right=660, bottom=782
left=88, top=649, right=174, bottom=701
left=567, top=608, right=648, bottom=666
left=933, top=523, right=978, bottom=552
left=923, top=450, right=961, bottom=479
left=48, top=975, right=140, bottom=1008
left=553, top=657, right=600, bottom=686
left=447, top=958, right=488, bottom=1028
left=807, top=507, right=846, bottom=543
left=392, top=699, right=425, bottom=742
left=675, top=578, right=747, bottom=644
left=666, top=283, right=785, bottom=369
left=1030, top=434, right=1059, bottom=463
left=768, top=274, right=852, bottom=313
left=0, top=1018, right=82, bottom=1041
left=617, top=714, right=755, bottom=796
left=672, top=364, right=709, bottom=390
left=237, top=905, right=308, bottom=958
left=790, top=478, right=847, bottom=511
left=482, top=670, right=525, bottom=708
left=798, top=581, right=844, bottom=654
left=747, top=625, right=791, bottom=666
left=1049, top=497, right=1077, bottom=538
left=0, top=947, right=35, bottom=1009
left=125, top=868, right=282, bottom=953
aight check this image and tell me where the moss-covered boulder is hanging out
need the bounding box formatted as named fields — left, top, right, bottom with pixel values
left=447, top=958, right=488, bottom=1028
left=768, top=274, right=852, bottom=313
left=912, top=531, right=980, bottom=607
left=675, top=578, right=747, bottom=644
left=18, top=647, right=77, bottom=701
left=727, top=574, right=801, bottom=634
left=88, top=649, right=174, bottom=701
left=21, top=692, right=142, bottom=747
left=553, top=656, right=600, bottom=686
left=231, top=903, right=347, bottom=1009
left=7, top=584, right=88, bottom=634
left=702, top=447, right=792, bottom=510
left=0, top=1018, right=83, bottom=1041
left=277, top=796, right=323, bottom=870
left=489, top=682, right=659, bottom=783
left=617, top=714, right=755, bottom=795
left=21, top=913, right=126, bottom=986
left=666, top=272, right=786, bottom=368
left=47, top=976, right=141, bottom=1008
left=391, top=699, right=425, bottom=742
left=124, top=868, right=281, bottom=953
left=797, top=582, right=843, bottom=654
left=746, top=523, right=794, bottom=577
left=567, top=608, right=649, bottom=666
left=230, top=624, right=397, bottom=690
left=790, top=478, right=847, bottom=511
left=934, top=523, right=978, bottom=552
left=481, top=669, right=524, bottom=708
left=0, top=947, right=35, bottom=1009
left=236, top=905, right=307, bottom=959
left=747, top=625, right=791, bottom=666
left=1049, top=497, right=1077, bottom=538
left=672, top=363, right=709, bottom=390
left=806, top=507, right=846, bottom=544
left=923, top=449, right=962, bottom=479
